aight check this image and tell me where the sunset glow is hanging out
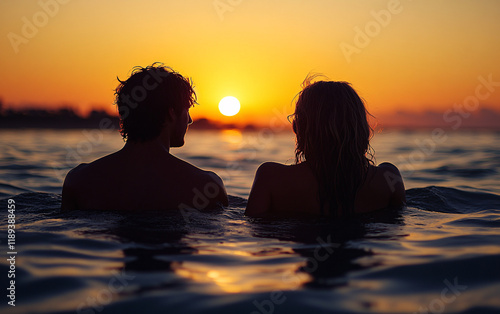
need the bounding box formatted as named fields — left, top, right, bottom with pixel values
left=0, top=0, right=499, bottom=128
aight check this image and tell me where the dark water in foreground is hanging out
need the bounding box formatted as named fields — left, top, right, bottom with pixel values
left=0, top=129, right=499, bottom=313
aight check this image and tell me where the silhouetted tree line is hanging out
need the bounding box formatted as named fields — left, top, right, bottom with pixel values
left=0, top=103, right=120, bottom=129
left=0, top=101, right=254, bottom=130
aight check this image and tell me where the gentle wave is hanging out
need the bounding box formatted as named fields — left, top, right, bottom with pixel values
left=406, top=186, right=500, bottom=213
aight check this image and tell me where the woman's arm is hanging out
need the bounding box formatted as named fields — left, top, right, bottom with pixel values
left=379, top=162, right=406, bottom=207
left=245, top=163, right=275, bottom=217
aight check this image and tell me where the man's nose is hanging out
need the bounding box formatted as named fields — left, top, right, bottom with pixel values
left=188, top=113, right=193, bottom=125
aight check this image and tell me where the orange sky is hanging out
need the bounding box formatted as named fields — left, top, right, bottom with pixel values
left=1, top=0, right=499, bottom=127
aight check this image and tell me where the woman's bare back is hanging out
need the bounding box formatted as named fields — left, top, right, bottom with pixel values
left=245, top=161, right=405, bottom=217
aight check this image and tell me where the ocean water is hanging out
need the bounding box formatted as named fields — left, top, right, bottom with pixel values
left=0, top=128, right=499, bottom=314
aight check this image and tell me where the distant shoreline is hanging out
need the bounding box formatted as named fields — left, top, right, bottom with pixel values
left=0, top=108, right=258, bottom=130
left=1, top=108, right=498, bottom=131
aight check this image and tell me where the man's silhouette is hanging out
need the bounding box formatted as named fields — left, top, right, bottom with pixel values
left=62, top=64, right=228, bottom=211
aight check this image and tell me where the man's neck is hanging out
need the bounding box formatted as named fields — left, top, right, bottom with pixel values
left=123, top=137, right=170, bottom=155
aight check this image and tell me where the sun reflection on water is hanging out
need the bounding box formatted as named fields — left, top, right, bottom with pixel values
left=220, top=129, right=243, bottom=145
left=173, top=261, right=309, bottom=294
left=172, top=242, right=309, bottom=294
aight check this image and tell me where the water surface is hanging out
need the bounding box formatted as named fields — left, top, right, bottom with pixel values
left=0, top=129, right=499, bottom=313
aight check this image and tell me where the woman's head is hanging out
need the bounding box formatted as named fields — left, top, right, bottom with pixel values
left=292, top=78, right=374, bottom=216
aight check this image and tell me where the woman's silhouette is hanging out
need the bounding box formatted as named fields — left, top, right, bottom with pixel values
left=246, top=77, right=405, bottom=217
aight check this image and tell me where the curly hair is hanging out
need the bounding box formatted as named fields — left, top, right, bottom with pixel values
left=114, top=63, right=196, bottom=142
left=292, top=78, right=375, bottom=217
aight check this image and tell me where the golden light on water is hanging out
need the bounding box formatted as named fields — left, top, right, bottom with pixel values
left=171, top=242, right=309, bottom=293
left=173, top=261, right=309, bottom=294
left=220, top=129, right=243, bottom=145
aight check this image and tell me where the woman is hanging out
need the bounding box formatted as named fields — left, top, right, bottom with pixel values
left=245, top=78, right=405, bottom=217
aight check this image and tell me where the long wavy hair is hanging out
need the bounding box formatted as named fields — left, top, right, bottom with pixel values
left=292, top=77, right=374, bottom=217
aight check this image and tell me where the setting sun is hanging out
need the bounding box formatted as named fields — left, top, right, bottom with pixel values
left=218, top=96, right=241, bottom=117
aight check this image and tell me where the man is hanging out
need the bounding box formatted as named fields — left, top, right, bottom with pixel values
left=62, top=64, right=228, bottom=211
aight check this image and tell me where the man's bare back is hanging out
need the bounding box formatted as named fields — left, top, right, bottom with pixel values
left=62, top=140, right=228, bottom=211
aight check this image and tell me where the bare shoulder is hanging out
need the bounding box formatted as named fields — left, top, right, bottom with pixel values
left=67, top=151, right=121, bottom=178
left=63, top=153, right=116, bottom=184
left=63, top=163, right=89, bottom=186
left=171, top=156, right=229, bottom=206
left=172, top=155, right=225, bottom=183
left=374, top=162, right=406, bottom=206
left=61, top=152, right=121, bottom=210
left=378, top=162, right=401, bottom=173
left=61, top=163, right=89, bottom=211
left=256, top=161, right=287, bottom=177
left=204, top=170, right=225, bottom=186
left=255, top=161, right=291, bottom=186
left=246, top=162, right=311, bottom=216
left=376, top=162, right=404, bottom=188
left=252, top=162, right=285, bottom=188
left=245, top=162, right=285, bottom=216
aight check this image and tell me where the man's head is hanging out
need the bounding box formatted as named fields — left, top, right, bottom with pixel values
left=114, top=63, right=196, bottom=144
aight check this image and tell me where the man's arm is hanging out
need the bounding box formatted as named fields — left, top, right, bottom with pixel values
left=61, top=169, right=77, bottom=211
left=61, top=164, right=86, bottom=211
left=206, top=171, right=229, bottom=207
